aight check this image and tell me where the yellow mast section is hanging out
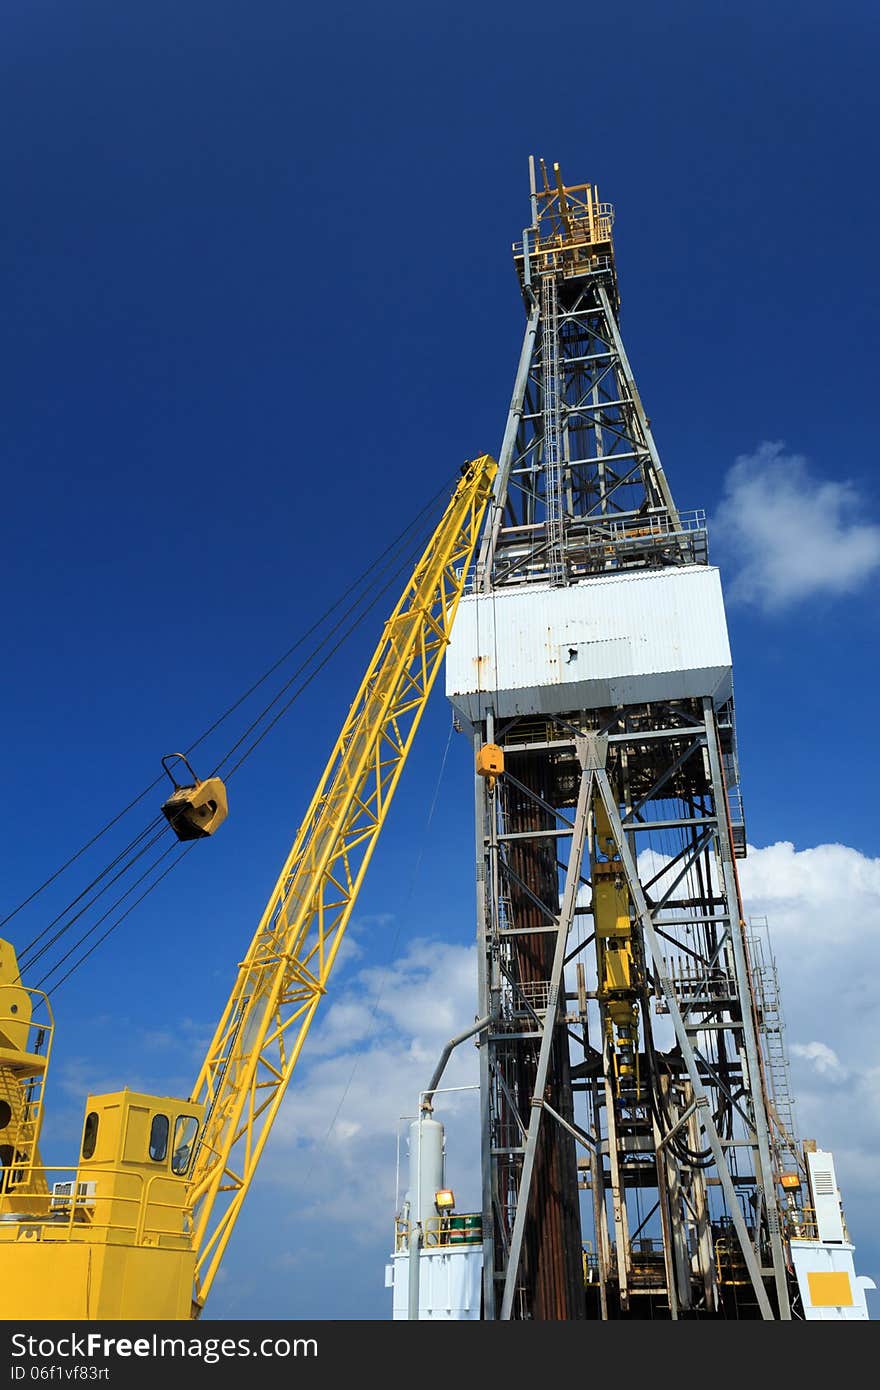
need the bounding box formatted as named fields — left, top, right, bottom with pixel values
left=187, top=453, right=497, bottom=1308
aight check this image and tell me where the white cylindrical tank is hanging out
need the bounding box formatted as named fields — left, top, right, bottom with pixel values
left=407, top=1116, right=444, bottom=1228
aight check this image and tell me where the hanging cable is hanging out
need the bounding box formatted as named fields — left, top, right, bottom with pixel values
left=1, top=472, right=457, bottom=938
left=26, top=488, right=450, bottom=993
left=0, top=803, right=167, bottom=935
left=33, top=837, right=183, bottom=991
left=215, top=511, right=442, bottom=780
left=18, top=817, right=166, bottom=967
left=36, top=846, right=196, bottom=996
left=20, top=822, right=172, bottom=976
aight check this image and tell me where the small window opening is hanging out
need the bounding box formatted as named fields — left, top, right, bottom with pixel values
left=149, top=1114, right=170, bottom=1162
left=171, top=1115, right=198, bottom=1176
left=82, top=1111, right=99, bottom=1160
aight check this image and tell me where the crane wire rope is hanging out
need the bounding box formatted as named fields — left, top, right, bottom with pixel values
left=31, top=520, right=437, bottom=992
left=21, top=821, right=173, bottom=975
left=29, top=498, right=456, bottom=996
left=35, top=845, right=197, bottom=996
left=3, top=471, right=458, bottom=945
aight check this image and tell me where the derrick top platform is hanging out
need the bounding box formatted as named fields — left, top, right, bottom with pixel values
left=514, top=158, right=618, bottom=308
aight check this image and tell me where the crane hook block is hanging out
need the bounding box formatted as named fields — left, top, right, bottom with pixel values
left=476, top=743, right=504, bottom=791
left=160, top=753, right=229, bottom=841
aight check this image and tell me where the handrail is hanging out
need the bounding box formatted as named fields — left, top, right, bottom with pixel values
left=394, top=1213, right=483, bottom=1254
left=0, top=1163, right=194, bottom=1244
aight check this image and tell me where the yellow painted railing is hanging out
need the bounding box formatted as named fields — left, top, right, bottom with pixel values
left=0, top=1164, right=193, bottom=1246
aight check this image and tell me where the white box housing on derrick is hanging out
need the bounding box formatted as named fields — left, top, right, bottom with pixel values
left=446, top=565, right=732, bottom=723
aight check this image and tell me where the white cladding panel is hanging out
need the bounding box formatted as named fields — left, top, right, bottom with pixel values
left=790, top=1241, right=874, bottom=1320
left=446, top=566, right=733, bottom=722
left=807, top=1149, right=846, bottom=1244
left=389, top=1249, right=483, bottom=1320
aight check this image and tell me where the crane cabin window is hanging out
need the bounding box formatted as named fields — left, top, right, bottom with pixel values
left=82, top=1112, right=99, bottom=1160
left=172, top=1115, right=198, bottom=1175
left=149, top=1114, right=169, bottom=1162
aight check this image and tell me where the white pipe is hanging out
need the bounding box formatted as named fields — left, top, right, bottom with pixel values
left=421, top=1015, right=491, bottom=1114
left=407, top=1222, right=422, bottom=1320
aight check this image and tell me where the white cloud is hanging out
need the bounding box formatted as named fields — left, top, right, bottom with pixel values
left=790, top=1041, right=847, bottom=1080
left=260, top=937, right=482, bottom=1235
left=738, top=840, right=880, bottom=1267
left=713, top=442, right=880, bottom=611
left=638, top=837, right=880, bottom=1135
left=738, top=840, right=880, bottom=1033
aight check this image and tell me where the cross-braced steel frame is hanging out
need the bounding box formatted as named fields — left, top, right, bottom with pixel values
left=466, top=161, right=791, bottom=1320
left=476, top=168, right=702, bottom=594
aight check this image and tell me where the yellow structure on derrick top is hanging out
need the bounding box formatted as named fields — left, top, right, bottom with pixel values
left=0, top=452, right=497, bottom=1320
left=515, top=157, right=617, bottom=300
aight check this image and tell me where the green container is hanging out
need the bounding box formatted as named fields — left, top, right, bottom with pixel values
left=463, top=1215, right=482, bottom=1244
left=448, top=1215, right=466, bottom=1246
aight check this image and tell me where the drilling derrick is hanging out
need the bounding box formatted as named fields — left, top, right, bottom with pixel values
left=445, top=158, right=790, bottom=1320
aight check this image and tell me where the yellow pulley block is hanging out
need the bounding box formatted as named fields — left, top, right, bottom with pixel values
left=160, top=753, right=228, bottom=841
left=476, top=742, right=504, bottom=792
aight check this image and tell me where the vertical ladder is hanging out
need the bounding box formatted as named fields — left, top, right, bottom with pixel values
left=0, top=1064, right=49, bottom=1197
left=749, top=919, right=801, bottom=1176
left=541, top=272, right=565, bottom=586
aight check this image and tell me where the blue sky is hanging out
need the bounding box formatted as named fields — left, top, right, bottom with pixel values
left=2, top=1, right=879, bottom=1320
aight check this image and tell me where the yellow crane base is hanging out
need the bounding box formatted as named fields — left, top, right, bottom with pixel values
left=0, top=1240, right=195, bottom=1320
left=0, top=1088, right=204, bottom=1320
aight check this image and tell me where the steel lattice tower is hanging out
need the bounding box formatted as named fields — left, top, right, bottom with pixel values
left=445, top=158, right=792, bottom=1320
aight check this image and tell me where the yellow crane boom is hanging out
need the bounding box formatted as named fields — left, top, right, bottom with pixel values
left=187, top=453, right=496, bottom=1309
left=0, top=453, right=496, bottom=1320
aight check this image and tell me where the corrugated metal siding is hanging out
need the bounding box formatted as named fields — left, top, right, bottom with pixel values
left=446, top=566, right=733, bottom=721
